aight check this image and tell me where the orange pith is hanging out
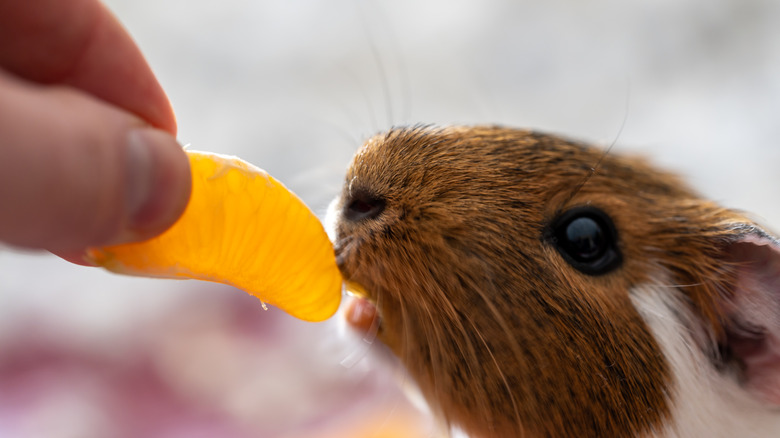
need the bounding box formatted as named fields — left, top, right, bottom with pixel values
left=86, top=150, right=343, bottom=322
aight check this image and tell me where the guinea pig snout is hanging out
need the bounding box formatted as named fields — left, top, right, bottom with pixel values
left=326, top=189, right=387, bottom=274
left=323, top=196, right=359, bottom=276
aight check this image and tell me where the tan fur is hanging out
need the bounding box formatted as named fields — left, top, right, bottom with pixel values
left=332, top=126, right=747, bottom=437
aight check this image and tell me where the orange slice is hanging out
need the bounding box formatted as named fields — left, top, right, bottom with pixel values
left=86, top=150, right=342, bottom=322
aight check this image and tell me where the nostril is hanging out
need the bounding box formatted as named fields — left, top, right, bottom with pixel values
left=345, top=195, right=386, bottom=221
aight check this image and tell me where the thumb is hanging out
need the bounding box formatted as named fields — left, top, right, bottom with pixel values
left=0, top=72, right=191, bottom=254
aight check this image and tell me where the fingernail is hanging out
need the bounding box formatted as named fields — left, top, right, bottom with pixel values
left=123, top=128, right=191, bottom=241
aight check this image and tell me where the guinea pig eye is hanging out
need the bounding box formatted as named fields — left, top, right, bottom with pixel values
left=344, top=193, right=386, bottom=222
left=547, top=206, right=622, bottom=275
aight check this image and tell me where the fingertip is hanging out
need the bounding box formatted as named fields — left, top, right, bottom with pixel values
left=51, top=250, right=99, bottom=267
left=118, top=128, right=191, bottom=244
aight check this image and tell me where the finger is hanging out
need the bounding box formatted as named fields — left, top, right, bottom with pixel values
left=0, top=0, right=176, bottom=134
left=0, top=73, right=191, bottom=253
left=54, top=251, right=99, bottom=267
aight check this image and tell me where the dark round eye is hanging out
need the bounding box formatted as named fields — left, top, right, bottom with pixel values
left=547, top=206, right=622, bottom=275
left=344, top=193, right=386, bottom=222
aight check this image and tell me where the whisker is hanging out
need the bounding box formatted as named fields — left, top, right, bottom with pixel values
left=653, top=282, right=705, bottom=289
left=560, top=78, right=631, bottom=207
left=467, top=264, right=525, bottom=431
left=412, top=286, right=455, bottom=431
left=356, top=0, right=395, bottom=128
left=340, top=290, right=383, bottom=368
left=368, top=0, right=412, bottom=123
left=340, top=65, right=381, bottom=134
left=435, top=289, right=498, bottom=432
left=471, top=319, right=521, bottom=428
left=396, top=291, right=445, bottom=430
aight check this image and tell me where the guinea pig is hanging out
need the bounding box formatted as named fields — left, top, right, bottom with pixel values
left=327, top=125, right=780, bottom=438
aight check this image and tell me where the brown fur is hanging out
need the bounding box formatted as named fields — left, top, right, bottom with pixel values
left=332, top=126, right=745, bottom=437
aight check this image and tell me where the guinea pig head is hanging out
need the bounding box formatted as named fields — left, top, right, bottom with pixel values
left=329, top=125, right=780, bottom=437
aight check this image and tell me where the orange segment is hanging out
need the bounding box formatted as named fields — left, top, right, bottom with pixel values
left=86, top=150, right=342, bottom=322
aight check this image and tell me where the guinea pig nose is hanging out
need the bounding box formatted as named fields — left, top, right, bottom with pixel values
left=344, top=194, right=386, bottom=222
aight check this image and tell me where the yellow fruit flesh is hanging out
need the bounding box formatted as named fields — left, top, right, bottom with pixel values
left=344, top=281, right=369, bottom=298
left=86, top=151, right=342, bottom=322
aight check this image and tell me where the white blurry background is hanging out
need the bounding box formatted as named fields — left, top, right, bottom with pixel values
left=1, top=0, right=779, bottom=437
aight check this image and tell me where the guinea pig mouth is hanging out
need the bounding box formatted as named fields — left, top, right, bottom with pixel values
left=333, top=236, right=382, bottom=332
left=334, top=238, right=366, bottom=294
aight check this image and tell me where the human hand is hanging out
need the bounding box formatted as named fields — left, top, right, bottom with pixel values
left=0, top=0, right=191, bottom=264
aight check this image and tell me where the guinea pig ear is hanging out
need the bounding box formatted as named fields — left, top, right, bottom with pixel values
left=717, top=226, right=780, bottom=405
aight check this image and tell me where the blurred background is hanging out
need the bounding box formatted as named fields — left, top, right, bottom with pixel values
left=1, top=0, right=779, bottom=437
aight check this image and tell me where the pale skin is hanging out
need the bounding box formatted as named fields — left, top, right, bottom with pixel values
left=0, top=0, right=192, bottom=264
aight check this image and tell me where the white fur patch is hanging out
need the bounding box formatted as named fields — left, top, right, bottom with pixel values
left=630, top=284, right=780, bottom=438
